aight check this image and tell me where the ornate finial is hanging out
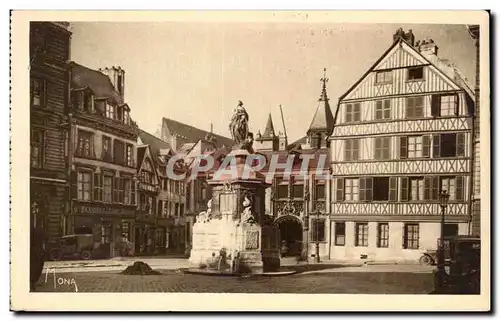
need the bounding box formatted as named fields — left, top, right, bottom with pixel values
left=320, top=68, right=329, bottom=100
left=238, top=100, right=243, bottom=107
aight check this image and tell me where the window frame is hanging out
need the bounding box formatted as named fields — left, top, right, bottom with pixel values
left=334, top=222, right=346, bottom=246
left=344, top=139, right=360, bottom=161
left=377, top=223, right=389, bottom=248
left=403, top=223, right=420, bottom=250
left=30, top=128, right=45, bottom=169
left=77, top=170, right=93, bottom=201
left=355, top=222, right=369, bottom=247
left=375, top=70, right=393, bottom=85
left=375, top=99, right=391, bottom=120
left=344, top=178, right=359, bottom=202
left=407, top=66, right=424, bottom=81
left=30, top=77, right=46, bottom=108
left=405, top=96, right=424, bottom=119
left=345, top=103, right=361, bottom=123
left=374, top=136, right=391, bottom=160
left=310, top=218, right=326, bottom=242
left=76, top=130, right=94, bottom=158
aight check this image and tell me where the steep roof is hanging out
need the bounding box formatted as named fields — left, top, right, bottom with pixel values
left=257, top=113, right=276, bottom=140
left=307, top=77, right=334, bottom=136
left=162, top=117, right=233, bottom=149
left=287, top=136, right=307, bottom=149
left=69, top=62, right=123, bottom=106
left=136, top=146, right=147, bottom=170
left=138, top=129, right=172, bottom=158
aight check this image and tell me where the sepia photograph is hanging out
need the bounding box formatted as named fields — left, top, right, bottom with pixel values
left=10, top=10, right=490, bottom=311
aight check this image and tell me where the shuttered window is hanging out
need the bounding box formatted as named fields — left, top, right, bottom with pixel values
left=344, top=139, right=360, bottom=161
left=389, top=177, right=398, bottom=202
left=359, top=177, right=373, bottom=202
left=401, top=177, right=409, bottom=202
left=424, top=176, right=439, bottom=201
left=405, top=96, right=424, bottom=118
left=345, top=103, right=361, bottom=123
left=403, top=224, right=420, bottom=249
left=344, top=178, right=359, bottom=201
left=103, top=174, right=113, bottom=203
left=336, top=178, right=344, bottom=202
left=374, top=137, right=391, bottom=160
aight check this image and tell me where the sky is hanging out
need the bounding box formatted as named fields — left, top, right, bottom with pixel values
left=70, top=22, right=476, bottom=144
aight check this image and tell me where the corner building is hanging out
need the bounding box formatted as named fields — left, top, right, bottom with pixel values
left=329, top=29, right=475, bottom=262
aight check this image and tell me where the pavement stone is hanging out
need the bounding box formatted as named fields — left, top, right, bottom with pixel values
left=34, top=269, right=434, bottom=294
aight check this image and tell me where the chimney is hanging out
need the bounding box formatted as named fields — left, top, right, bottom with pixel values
left=418, top=39, right=439, bottom=57
left=393, top=28, right=415, bottom=46
left=99, top=66, right=126, bottom=101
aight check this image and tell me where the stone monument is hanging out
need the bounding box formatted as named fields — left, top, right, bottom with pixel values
left=189, top=101, right=280, bottom=274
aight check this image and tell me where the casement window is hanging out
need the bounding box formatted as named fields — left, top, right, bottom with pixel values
left=374, top=137, right=391, bottom=160
left=83, top=91, right=92, bottom=112
left=431, top=94, right=459, bottom=117
left=375, top=99, right=391, bottom=120
left=377, top=223, right=389, bottom=248
left=440, top=176, right=465, bottom=201
left=123, top=177, right=134, bottom=205
left=292, top=179, right=304, bottom=199
left=105, top=104, right=115, bottom=120
left=277, top=179, right=289, bottom=199
left=113, top=140, right=125, bottom=165
left=403, top=223, right=420, bottom=249
left=407, top=67, right=424, bottom=81
left=126, top=144, right=134, bottom=167
left=101, top=224, right=111, bottom=244
left=345, top=103, right=361, bottom=123
left=359, top=177, right=373, bottom=202
left=401, top=177, right=425, bottom=202
left=93, top=173, right=103, bottom=201
left=114, top=177, right=124, bottom=203
left=76, top=130, right=93, bottom=158
left=423, top=176, right=439, bottom=201
left=311, top=218, right=326, bottom=242
left=122, top=221, right=130, bottom=241
left=315, top=181, right=325, bottom=200
left=123, top=110, right=130, bottom=125
left=77, top=171, right=92, bottom=201
left=344, top=139, right=360, bottom=161
left=334, top=222, right=346, bottom=246
left=355, top=222, right=369, bottom=247
left=344, top=178, right=359, bottom=201
left=433, top=133, right=465, bottom=158
left=405, top=96, right=424, bottom=118
left=400, top=135, right=431, bottom=159
left=375, top=71, right=393, bottom=84
left=30, top=78, right=45, bottom=107
left=102, top=136, right=112, bottom=162
left=30, top=129, right=44, bottom=168
left=103, top=174, right=113, bottom=203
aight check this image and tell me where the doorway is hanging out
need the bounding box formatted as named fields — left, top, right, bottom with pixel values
left=277, top=216, right=303, bottom=257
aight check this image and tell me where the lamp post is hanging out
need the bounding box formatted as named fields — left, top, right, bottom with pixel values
left=303, top=186, right=309, bottom=261
left=315, top=209, right=320, bottom=263
left=438, top=189, right=450, bottom=287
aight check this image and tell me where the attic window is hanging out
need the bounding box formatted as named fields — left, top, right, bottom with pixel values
left=83, top=91, right=92, bottom=112
left=375, top=71, right=393, bottom=84
left=408, top=67, right=424, bottom=81
left=105, top=104, right=115, bottom=120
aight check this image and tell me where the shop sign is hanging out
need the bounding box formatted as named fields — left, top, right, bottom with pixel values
left=73, top=203, right=135, bottom=216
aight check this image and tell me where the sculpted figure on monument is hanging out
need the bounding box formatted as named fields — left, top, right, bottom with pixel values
left=229, top=100, right=252, bottom=150
left=196, top=198, right=213, bottom=223
left=240, top=194, right=256, bottom=224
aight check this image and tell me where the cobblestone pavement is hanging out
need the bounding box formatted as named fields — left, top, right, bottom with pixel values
left=34, top=270, right=434, bottom=294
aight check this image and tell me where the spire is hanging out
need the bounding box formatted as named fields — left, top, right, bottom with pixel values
left=307, top=68, right=334, bottom=136
left=261, top=113, right=276, bottom=138
left=320, top=68, right=329, bottom=101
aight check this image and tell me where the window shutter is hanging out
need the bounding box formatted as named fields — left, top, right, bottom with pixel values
left=345, top=104, right=351, bottom=123
left=431, top=94, right=441, bottom=117
left=432, top=135, right=441, bottom=158
left=422, top=135, right=431, bottom=158
left=424, top=177, right=431, bottom=200
left=359, top=178, right=366, bottom=201
left=432, top=177, right=439, bottom=200
left=389, top=177, right=397, bottom=201
left=71, top=170, right=78, bottom=199
left=456, top=176, right=464, bottom=201
left=344, top=139, right=350, bottom=161
left=374, top=138, right=381, bottom=160
left=93, top=173, right=100, bottom=201
left=336, top=178, right=344, bottom=202
left=366, top=177, right=373, bottom=201
left=399, top=136, right=408, bottom=159
left=131, top=180, right=136, bottom=205
left=113, top=177, right=119, bottom=202
left=456, top=133, right=465, bottom=157
left=401, top=177, right=409, bottom=202
left=454, top=94, right=460, bottom=116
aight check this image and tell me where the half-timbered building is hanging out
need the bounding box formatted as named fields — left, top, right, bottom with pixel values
left=30, top=22, right=72, bottom=247
left=68, top=63, right=138, bottom=258
left=329, top=28, right=475, bottom=262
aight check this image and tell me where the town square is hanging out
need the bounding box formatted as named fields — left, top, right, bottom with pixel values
left=24, top=18, right=482, bottom=297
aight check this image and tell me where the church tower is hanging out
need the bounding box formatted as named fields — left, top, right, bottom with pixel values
left=306, top=68, right=334, bottom=149
left=255, top=113, right=279, bottom=151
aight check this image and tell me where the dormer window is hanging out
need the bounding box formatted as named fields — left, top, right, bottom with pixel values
left=123, top=110, right=130, bottom=125
left=408, top=67, right=424, bottom=81
left=105, top=104, right=115, bottom=120
left=83, top=91, right=92, bottom=112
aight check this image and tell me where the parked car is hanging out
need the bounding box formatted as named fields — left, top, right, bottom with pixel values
left=433, top=235, right=480, bottom=294
left=49, top=234, right=97, bottom=261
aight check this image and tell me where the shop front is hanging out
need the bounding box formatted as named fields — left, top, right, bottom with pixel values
left=134, top=215, right=157, bottom=256
left=71, top=202, right=136, bottom=259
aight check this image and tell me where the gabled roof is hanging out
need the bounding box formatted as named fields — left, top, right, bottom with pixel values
left=307, top=85, right=334, bottom=135
left=69, top=62, right=123, bottom=106
left=162, top=118, right=233, bottom=149
left=136, top=146, right=148, bottom=171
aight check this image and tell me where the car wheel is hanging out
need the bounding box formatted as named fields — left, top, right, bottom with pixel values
left=81, top=251, right=92, bottom=260
left=419, top=254, right=432, bottom=266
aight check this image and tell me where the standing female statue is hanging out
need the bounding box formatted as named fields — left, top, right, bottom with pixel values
left=229, top=100, right=250, bottom=148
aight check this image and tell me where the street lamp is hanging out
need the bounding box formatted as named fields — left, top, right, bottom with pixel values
left=438, top=190, right=450, bottom=280
left=315, top=208, right=321, bottom=263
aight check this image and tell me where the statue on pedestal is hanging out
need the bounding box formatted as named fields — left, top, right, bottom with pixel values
left=229, top=100, right=253, bottom=151
left=239, top=194, right=256, bottom=225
